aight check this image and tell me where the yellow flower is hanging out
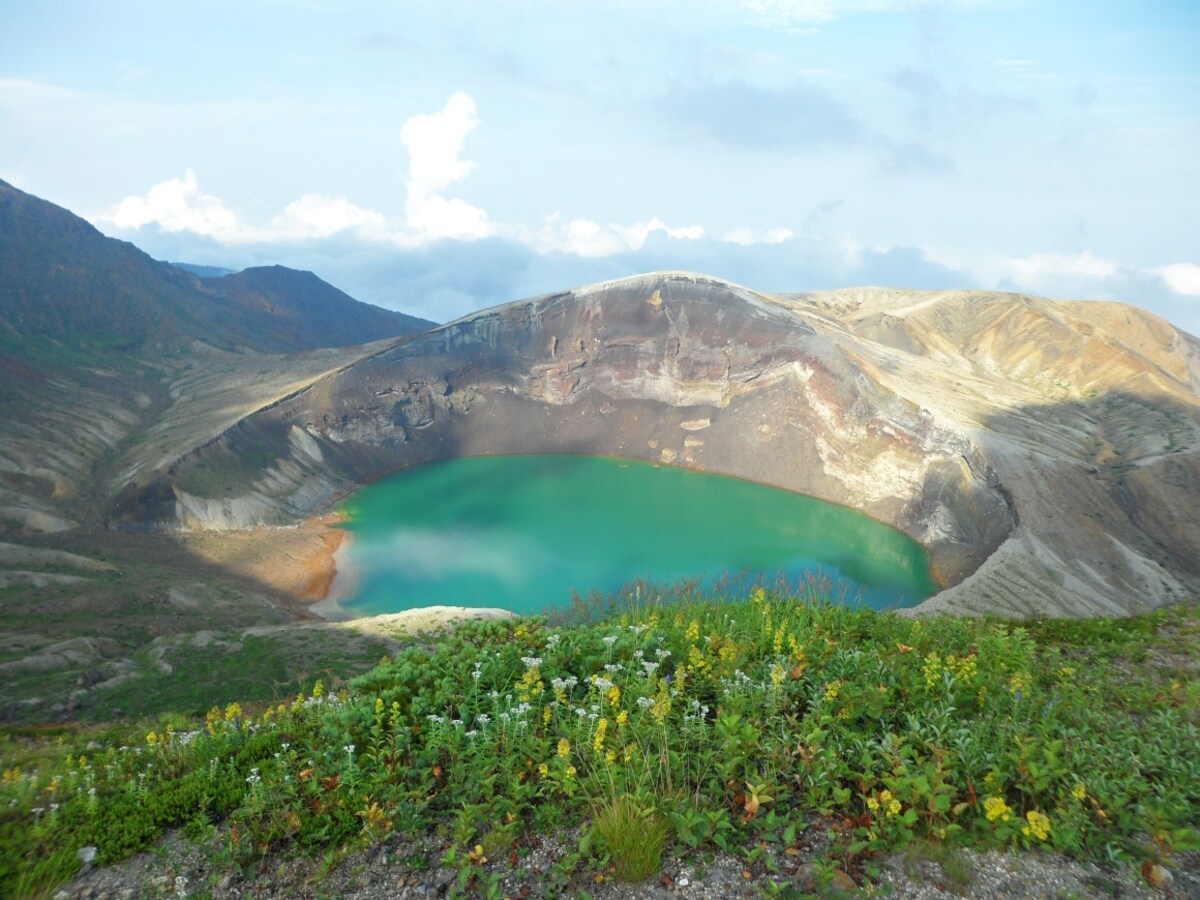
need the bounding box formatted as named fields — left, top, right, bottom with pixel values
left=543, top=706, right=552, bottom=726
left=1009, top=671, right=1032, bottom=697
left=686, top=619, right=701, bottom=643
left=887, top=798, right=902, bottom=817
left=565, top=765, right=577, bottom=779
left=948, top=653, right=978, bottom=683
left=224, top=702, right=243, bottom=722
left=146, top=731, right=158, bottom=746
left=1022, top=810, right=1052, bottom=841
left=651, top=690, right=671, bottom=725
left=922, top=652, right=943, bottom=689
left=1071, top=783, right=1087, bottom=801
left=538, top=763, right=549, bottom=777
left=751, top=587, right=766, bottom=605
left=593, top=718, right=609, bottom=754
left=605, top=749, right=617, bottom=764
left=557, top=738, right=571, bottom=758
left=312, top=679, right=324, bottom=699
left=770, top=663, right=786, bottom=688
left=616, top=710, right=629, bottom=727
left=606, top=685, right=621, bottom=707
left=866, top=796, right=880, bottom=812
left=984, top=796, right=1012, bottom=823
left=824, top=681, right=841, bottom=702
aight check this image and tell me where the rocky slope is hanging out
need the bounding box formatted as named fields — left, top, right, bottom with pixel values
left=126, top=272, right=1200, bottom=617
left=3, top=181, right=1199, bottom=618
left=0, top=179, right=434, bottom=532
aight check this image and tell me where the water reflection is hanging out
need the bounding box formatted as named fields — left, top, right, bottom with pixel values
left=339, top=455, right=938, bottom=616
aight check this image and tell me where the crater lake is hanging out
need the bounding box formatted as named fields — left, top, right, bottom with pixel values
left=335, top=454, right=938, bottom=616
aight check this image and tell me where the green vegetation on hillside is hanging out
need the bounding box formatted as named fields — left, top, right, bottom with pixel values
left=2, top=592, right=1197, bottom=897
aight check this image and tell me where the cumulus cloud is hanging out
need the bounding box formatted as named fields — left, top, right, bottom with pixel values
left=105, top=172, right=389, bottom=244
left=1007, top=251, right=1120, bottom=285
left=723, top=226, right=795, bottom=246
left=267, top=194, right=388, bottom=240
left=99, top=91, right=808, bottom=264
left=109, top=169, right=238, bottom=237
left=1157, top=262, right=1200, bottom=297
left=531, top=216, right=706, bottom=257
left=399, top=91, right=493, bottom=241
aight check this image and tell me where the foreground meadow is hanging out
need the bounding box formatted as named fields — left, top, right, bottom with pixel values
left=3, top=588, right=1197, bottom=897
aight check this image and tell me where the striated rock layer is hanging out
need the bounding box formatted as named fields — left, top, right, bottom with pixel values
left=119, top=272, right=1200, bottom=617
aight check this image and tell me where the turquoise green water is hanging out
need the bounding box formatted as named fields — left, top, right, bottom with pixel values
left=338, top=454, right=938, bottom=616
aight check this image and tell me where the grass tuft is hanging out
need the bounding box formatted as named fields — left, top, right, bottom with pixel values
left=593, top=794, right=669, bottom=881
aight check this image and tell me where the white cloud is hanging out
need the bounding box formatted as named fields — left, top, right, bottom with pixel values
left=108, top=169, right=238, bottom=237
left=267, top=194, right=388, bottom=241
left=741, top=0, right=998, bottom=28
left=532, top=215, right=706, bottom=257
left=105, top=172, right=388, bottom=244
left=1007, top=250, right=1119, bottom=286
left=1157, top=262, right=1200, bottom=296
left=723, top=226, right=795, bottom=246
left=97, top=94, right=798, bottom=264
left=613, top=218, right=706, bottom=250
left=399, top=91, right=493, bottom=241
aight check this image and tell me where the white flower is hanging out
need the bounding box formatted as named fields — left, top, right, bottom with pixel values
left=637, top=697, right=654, bottom=709
left=642, top=662, right=660, bottom=674
left=603, top=635, right=619, bottom=646
left=521, top=656, right=543, bottom=669
left=655, top=649, right=671, bottom=659
left=476, top=713, right=491, bottom=726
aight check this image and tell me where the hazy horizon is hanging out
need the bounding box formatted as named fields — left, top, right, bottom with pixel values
left=2, top=1, right=1197, bottom=333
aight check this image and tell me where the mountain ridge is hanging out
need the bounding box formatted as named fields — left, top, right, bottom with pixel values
left=0, top=179, right=430, bottom=532
left=2, top=181, right=1199, bottom=618
left=136, top=270, right=1200, bottom=617
left=0, top=178, right=435, bottom=356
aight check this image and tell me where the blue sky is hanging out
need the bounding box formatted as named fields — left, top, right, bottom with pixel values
left=2, top=1, right=1198, bottom=331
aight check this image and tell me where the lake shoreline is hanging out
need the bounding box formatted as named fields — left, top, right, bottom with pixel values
left=309, top=527, right=359, bottom=621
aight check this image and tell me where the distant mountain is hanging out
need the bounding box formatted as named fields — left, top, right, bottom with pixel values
left=0, top=178, right=434, bottom=356
left=0, top=178, right=433, bottom=532
left=170, top=262, right=236, bottom=278
left=201, top=265, right=434, bottom=350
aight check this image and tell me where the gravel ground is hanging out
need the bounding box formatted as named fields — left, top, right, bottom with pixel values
left=54, top=822, right=1199, bottom=899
